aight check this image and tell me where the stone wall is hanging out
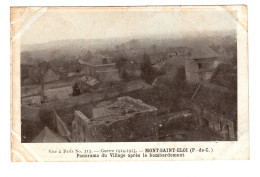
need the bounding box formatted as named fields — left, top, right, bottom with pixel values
left=82, top=63, right=117, bottom=77
left=185, top=59, right=216, bottom=83
left=94, top=64, right=116, bottom=72
left=220, top=117, right=236, bottom=140
left=21, top=106, right=42, bottom=142
left=186, top=72, right=200, bottom=83
left=21, top=120, right=44, bottom=143
left=96, top=70, right=121, bottom=83
left=185, top=59, right=198, bottom=73
left=71, top=111, right=90, bottom=142
left=22, top=95, right=42, bottom=106
left=40, top=80, right=148, bottom=110
left=21, top=106, right=41, bottom=122
left=54, top=111, right=71, bottom=141
left=21, top=85, right=41, bottom=97
left=71, top=109, right=158, bottom=142
left=191, top=104, right=236, bottom=140
left=39, top=109, right=57, bottom=131
left=117, top=96, right=155, bottom=110
left=43, top=86, right=73, bottom=101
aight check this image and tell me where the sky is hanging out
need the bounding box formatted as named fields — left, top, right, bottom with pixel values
left=20, top=7, right=237, bottom=45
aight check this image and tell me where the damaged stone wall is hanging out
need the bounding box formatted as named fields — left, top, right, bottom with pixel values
left=191, top=104, right=236, bottom=140
left=71, top=110, right=158, bottom=142
left=54, top=111, right=71, bottom=141
left=219, top=117, right=236, bottom=140
left=71, top=111, right=90, bottom=142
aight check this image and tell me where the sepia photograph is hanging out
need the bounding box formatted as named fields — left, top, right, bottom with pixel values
left=11, top=6, right=248, bottom=161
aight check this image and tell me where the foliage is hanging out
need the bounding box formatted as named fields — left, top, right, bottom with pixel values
left=115, top=56, right=127, bottom=73
left=140, top=53, right=156, bottom=84
left=121, top=69, right=129, bottom=81
left=72, top=83, right=81, bottom=96
left=151, top=66, right=186, bottom=112
left=86, top=50, right=93, bottom=60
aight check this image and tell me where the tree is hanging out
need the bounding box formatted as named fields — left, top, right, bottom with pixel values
left=152, top=44, right=157, bottom=54
left=140, top=53, right=155, bottom=84
left=154, top=66, right=186, bottom=111
left=73, top=83, right=81, bottom=96
left=129, top=39, right=141, bottom=49
left=115, top=56, right=127, bottom=73
left=174, top=66, right=186, bottom=90
left=38, top=61, right=49, bottom=75
left=86, top=50, right=93, bottom=60
left=115, top=45, right=120, bottom=51
left=122, top=69, right=129, bottom=81
left=21, top=51, right=33, bottom=64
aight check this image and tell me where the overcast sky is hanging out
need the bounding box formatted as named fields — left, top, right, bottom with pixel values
left=21, top=8, right=237, bottom=45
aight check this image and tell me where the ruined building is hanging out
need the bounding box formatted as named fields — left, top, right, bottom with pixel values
left=185, top=47, right=220, bottom=83
left=43, top=68, right=60, bottom=83
left=78, top=55, right=120, bottom=83
left=190, top=63, right=237, bottom=140
left=21, top=105, right=71, bottom=143
left=71, top=96, right=158, bottom=142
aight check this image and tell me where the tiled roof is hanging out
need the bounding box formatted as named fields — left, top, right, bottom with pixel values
left=191, top=83, right=237, bottom=122
left=210, top=63, right=237, bottom=90
left=188, top=47, right=220, bottom=60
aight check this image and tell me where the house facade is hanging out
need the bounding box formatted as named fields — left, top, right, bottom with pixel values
left=190, top=64, right=237, bottom=140
left=185, top=47, right=220, bottom=83
left=43, top=68, right=60, bottom=83
left=78, top=55, right=120, bottom=83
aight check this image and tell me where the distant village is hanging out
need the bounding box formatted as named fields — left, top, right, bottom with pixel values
left=21, top=37, right=237, bottom=143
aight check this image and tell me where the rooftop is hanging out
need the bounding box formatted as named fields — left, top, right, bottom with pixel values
left=187, top=47, right=220, bottom=60
left=79, top=54, right=113, bottom=66
left=210, top=63, right=237, bottom=90
left=190, top=59, right=237, bottom=120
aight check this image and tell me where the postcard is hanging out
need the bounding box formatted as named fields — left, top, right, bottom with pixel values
left=11, top=6, right=248, bottom=161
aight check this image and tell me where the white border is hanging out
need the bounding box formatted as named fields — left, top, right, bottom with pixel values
left=2, top=0, right=260, bottom=177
